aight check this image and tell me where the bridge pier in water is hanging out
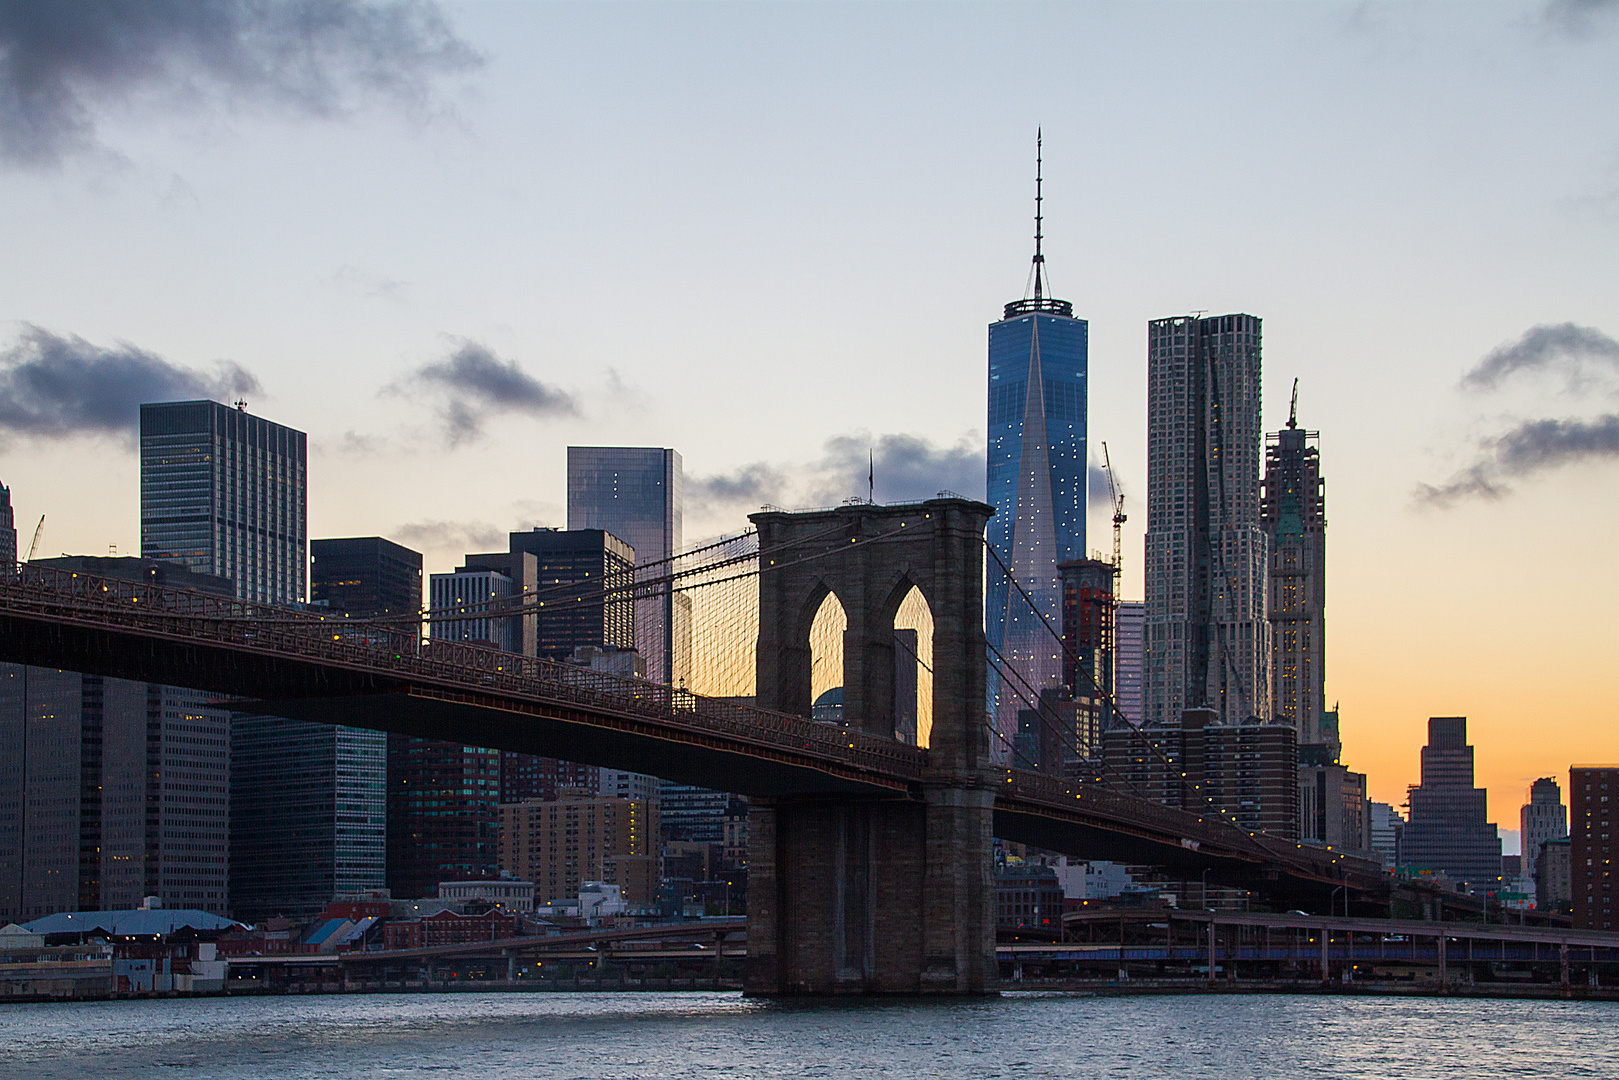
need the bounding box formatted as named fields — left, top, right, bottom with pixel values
left=746, top=498, right=999, bottom=996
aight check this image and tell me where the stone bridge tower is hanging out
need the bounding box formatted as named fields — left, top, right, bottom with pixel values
left=746, top=497, right=997, bottom=995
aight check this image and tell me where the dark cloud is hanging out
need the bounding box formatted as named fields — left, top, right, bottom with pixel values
left=1421, top=323, right=1619, bottom=507
left=391, top=339, right=579, bottom=446
left=687, top=432, right=986, bottom=529
left=1545, top=0, right=1619, bottom=36
left=1415, top=414, right=1619, bottom=507
left=687, top=462, right=792, bottom=513
left=391, top=519, right=505, bottom=556
left=1460, top=323, right=1619, bottom=394
left=0, top=324, right=259, bottom=441
left=814, top=433, right=986, bottom=506
left=0, top=0, right=482, bottom=167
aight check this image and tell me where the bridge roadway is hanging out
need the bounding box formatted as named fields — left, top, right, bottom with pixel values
left=0, top=564, right=1384, bottom=905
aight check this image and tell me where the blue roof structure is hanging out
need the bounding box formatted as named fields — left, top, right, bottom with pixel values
left=24, top=909, right=245, bottom=938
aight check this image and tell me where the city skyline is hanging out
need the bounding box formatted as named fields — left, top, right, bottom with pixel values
left=1, top=2, right=1617, bottom=825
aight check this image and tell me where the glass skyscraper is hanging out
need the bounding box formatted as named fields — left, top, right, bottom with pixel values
left=140, top=399, right=307, bottom=606
left=986, top=149, right=1088, bottom=758
left=566, top=447, right=688, bottom=687
left=0, top=558, right=234, bottom=922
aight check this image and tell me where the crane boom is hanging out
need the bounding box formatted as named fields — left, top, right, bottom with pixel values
left=1100, top=443, right=1126, bottom=586
left=24, top=513, right=44, bottom=562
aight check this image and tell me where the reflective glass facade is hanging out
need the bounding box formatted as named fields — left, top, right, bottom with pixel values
left=566, top=447, right=687, bottom=686
left=986, top=307, right=1088, bottom=756
left=140, top=400, right=307, bottom=606
left=230, top=718, right=386, bottom=922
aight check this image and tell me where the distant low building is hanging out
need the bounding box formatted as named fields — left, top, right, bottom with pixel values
left=1369, top=802, right=1404, bottom=867
left=1536, top=836, right=1573, bottom=914
left=996, top=863, right=1064, bottom=935
left=438, top=880, right=534, bottom=913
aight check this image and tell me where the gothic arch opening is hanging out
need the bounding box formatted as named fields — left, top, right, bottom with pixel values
left=808, top=589, right=847, bottom=724
left=892, top=584, right=934, bottom=748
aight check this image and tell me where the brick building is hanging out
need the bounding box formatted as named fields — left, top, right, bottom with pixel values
left=1571, top=766, right=1618, bottom=931
left=1098, top=708, right=1298, bottom=838
left=498, top=790, right=649, bottom=904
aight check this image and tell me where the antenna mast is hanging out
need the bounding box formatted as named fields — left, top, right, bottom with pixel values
left=1032, top=128, right=1045, bottom=300
left=1288, top=377, right=1299, bottom=429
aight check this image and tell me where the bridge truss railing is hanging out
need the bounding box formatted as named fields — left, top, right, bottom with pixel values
left=0, top=564, right=928, bottom=780
left=999, top=769, right=1383, bottom=886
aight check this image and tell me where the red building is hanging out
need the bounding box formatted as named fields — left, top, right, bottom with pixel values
left=383, top=908, right=523, bottom=950
left=1571, top=766, right=1618, bottom=931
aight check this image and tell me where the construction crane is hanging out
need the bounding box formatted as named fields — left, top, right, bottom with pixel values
left=1100, top=443, right=1126, bottom=587
left=24, top=513, right=44, bottom=562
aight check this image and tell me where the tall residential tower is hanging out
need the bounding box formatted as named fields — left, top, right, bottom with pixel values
left=986, top=136, right=1088, bottom=753
left=1261, top=390, right=1328, bottom=749
left=1143, top=314, right=1269, bottom=726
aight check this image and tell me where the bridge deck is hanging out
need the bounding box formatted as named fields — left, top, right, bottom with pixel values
left=0, top=565, right=1387, bottom=902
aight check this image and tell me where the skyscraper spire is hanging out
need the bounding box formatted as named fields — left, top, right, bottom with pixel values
left=1032, top=128, right=1046, bottom=300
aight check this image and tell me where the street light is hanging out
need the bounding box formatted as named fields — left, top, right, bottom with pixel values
left=1331, top=885, right=1346, bottom=918
left=1201, top=867, right=1212, bottom=911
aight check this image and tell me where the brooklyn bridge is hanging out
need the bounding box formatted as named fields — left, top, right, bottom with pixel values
left=0, top=496, right=1389, bottom=995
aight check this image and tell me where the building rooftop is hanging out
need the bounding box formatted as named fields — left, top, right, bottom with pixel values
left=23, top=909, right=246, bottom=938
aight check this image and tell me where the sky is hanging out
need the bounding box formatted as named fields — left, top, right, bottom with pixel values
left=1, top=0, right=1617, bottom=840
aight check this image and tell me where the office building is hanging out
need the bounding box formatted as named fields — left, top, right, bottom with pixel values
left=1143, top=314, right=1269, bottom=726
left=1536, top=836, right=1572, bottom=913
left=1571, top=766, right=1618, bottom=930
left=507, top=528, right=635, bottom=662
left=1520, top=777, right=1569, bottom=880
left=0, top=481, right=14, bottom=564
left=230, top=719, right=386, bottom=922
left=1098, top=708, right=1298, bottom=839
left=386, top=741, right=501, bottom=899
left=1113, top=601, right=1144, bottom=725
left=1370, top=802, right=1404, bottom=868
left=140, top=399, right=307, bottom=606
left=429, top=564, right=519, bottom=652
left=1400, top=717, right=1502, bottom=891
left=566, top=447, right=688, bottom=686
left=0, top=558, right=233, bottom=922
left=986, top=145, right=1088, bottom=756
left=1261, top=398, right=1329, bottom=750
left=1298, top=750, right=1370, bottom=854
left=658, top=785, right=735, bottom=844
left=995, top=862, right=1065, bottom=935
left=310, top=536, right=423, bottom=619
left=498, top=790, right=650, bottom=904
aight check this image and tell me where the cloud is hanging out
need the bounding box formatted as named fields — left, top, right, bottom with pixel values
left=391, top=519, right=506, bottom=556
left=1420, top=323, right=1619, bottom=507
left=0, top=0, right=482, bottom=168
left=813, top=432, right=986, bottom=506
left=1415, top=414, right=1619, bottom=507
left=389, top=338, right=579, bottom=446
left=1459, top=323, right=1619, bottom=394
left=1545, top=0, right=1619, bottom=36
left=687, top=432, right=987, bottom=529
left=0, top=324, right=259, bottom=442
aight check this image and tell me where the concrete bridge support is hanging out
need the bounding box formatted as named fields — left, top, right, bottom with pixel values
left=746, top=498, right=998, bottom=995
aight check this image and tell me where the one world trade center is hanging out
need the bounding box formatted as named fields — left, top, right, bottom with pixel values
left=986, top=134, right=1088, bottom=763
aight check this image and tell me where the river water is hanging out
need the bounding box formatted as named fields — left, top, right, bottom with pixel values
left=2, top=991, right=1613, bottom=1079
